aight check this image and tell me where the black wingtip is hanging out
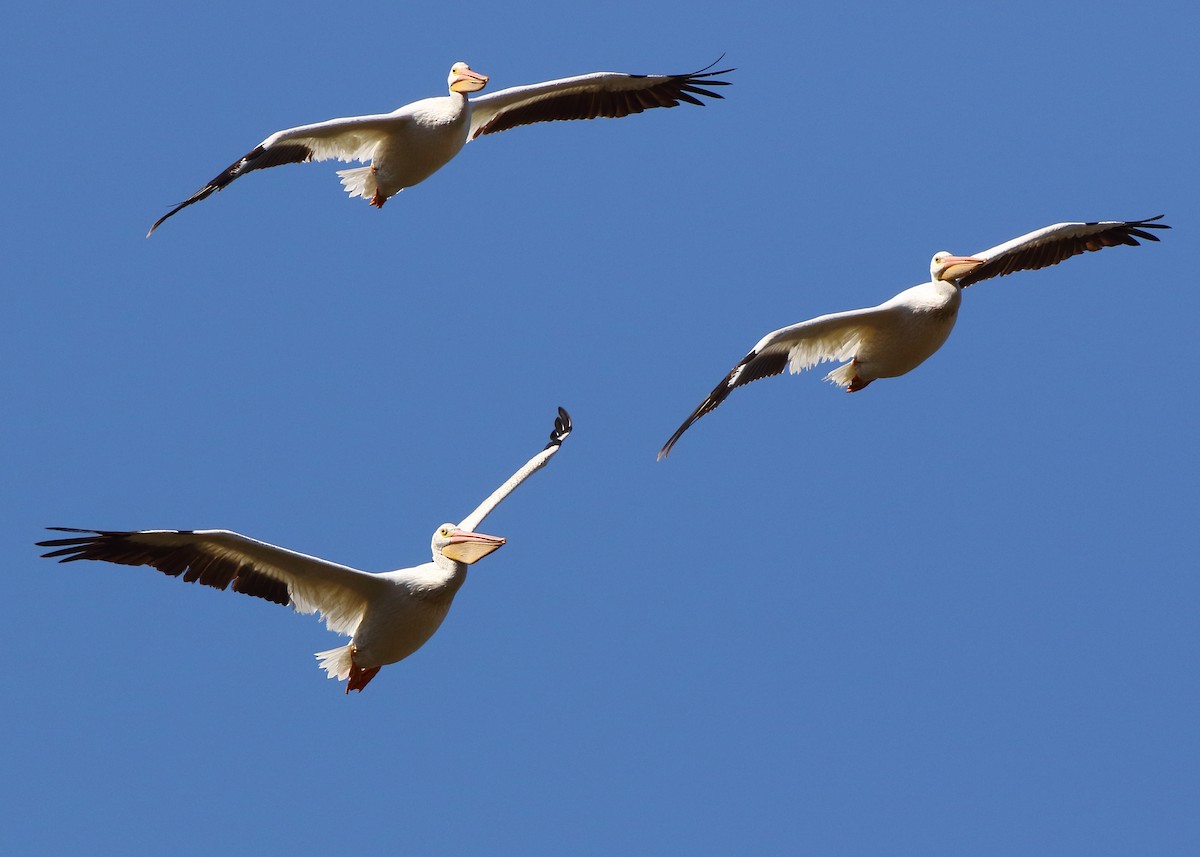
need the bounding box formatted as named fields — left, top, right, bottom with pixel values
left=657, top=348, right=775, bottom=461
left=693, top=54, right=729, bottom=74
left=1126, top=215, right=1169, bottom=244
left=658, top=399, right=709, bottom=461
left=547, top=406, right=573, bottom=448
left=146, top=202, right=189, bottom=237
left=675, top=55, right=734, bottom=82
left=658, top=395, right=713, bottom=460
left=37, top=527, right=94, bottom=546
left=37, top=528, right=96, bottom=560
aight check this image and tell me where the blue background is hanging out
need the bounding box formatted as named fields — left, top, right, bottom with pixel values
left=4, top=1, right=1197, bottom=854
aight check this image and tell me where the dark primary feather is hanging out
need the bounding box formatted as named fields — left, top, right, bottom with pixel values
left=471, top=65, right=733, bottom=139
left=959, top=216, right=1170, bottom=287
left=147, top=143, right=315, bottom=236
left=546, top=407, right=573, bottom=449
left=659, top=348, right=787, bottom=459
left=37, top=527, right=292, bottom=606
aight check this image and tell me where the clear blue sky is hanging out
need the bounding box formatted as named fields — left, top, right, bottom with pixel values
left=4, top=1, right=1197, bottom=855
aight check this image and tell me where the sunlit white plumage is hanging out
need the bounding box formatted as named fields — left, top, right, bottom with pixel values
left=659, top=217, right=1169, bottom=458
left=147, top=59, right=732, bottom=234
left=38, top=408, right=572, bottom=693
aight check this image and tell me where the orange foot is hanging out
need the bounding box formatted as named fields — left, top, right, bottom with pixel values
left=370, top=190, right=387, bottom=208
left=346, top=660, right=382, bottom=694
left=847, top=376, right=873, bottom=392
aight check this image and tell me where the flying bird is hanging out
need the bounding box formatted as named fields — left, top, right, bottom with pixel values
left=147, top=59, right=732, bottom=235
left=38, top=408, right=573, bottom=693
left=659, top=217, right=1170, bottom=459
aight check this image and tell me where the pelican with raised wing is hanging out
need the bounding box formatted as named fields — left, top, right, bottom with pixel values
left=147, top=59, right=732, bottom=234
left=38, top=408, right=573, bottom=693
left=659, top=217, right=1170, bottom=458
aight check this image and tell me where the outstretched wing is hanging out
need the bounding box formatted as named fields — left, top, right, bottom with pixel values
left=958, top=216, right=1169, bottom=288
left=456, top=407, right=573, bottom=532
left=659, top=307, right=891, bottom=459
left=147, top=113, right=400, bottom=235
left=467, top=59, right=732, bottom=140
left=37, top=527, right=387, bottom=636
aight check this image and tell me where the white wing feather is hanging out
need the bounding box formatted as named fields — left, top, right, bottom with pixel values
left=457, top=409, right=572, bottom=533
left=262, top=114, right=402, bottom=163
left=742, top=307, right=889, bottom=381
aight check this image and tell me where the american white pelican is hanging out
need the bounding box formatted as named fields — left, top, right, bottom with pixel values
left=38, top=408, right=573, bottom=693
left=147, top=59, right=732, bottom=235
left=659, top=217, right=1170, bottom=459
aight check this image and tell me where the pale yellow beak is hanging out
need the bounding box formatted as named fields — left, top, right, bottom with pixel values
left=938, top=255, right=985, bottom=281
left=441, top=529, right=505, bottom=564
left=450, top=67, right=489, bottom=93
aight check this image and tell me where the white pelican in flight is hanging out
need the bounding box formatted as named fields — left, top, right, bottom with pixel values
left=147, top=59, right=732, bottom=235
left=659, top=217, right=1169, bottom=459
left=38, top=408, right=573, bottom=693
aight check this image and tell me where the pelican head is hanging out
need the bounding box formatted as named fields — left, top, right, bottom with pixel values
left=448, top=62, right=489, bottom=94
left=432, top=524, right=505, bottom=565
left=931, top=251, right=985, bottom=282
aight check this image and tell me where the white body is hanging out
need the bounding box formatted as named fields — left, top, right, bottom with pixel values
left=39, top=408, right=573, bottom=691
left=329, top=92, right=472, bottom=202
left=850, top=280, right=961, bottom=380
left=147, top=61, right=732, bottom=234
left=765, top=279, right=962, bottom=390
left=314, top=554, right=468, bottom=679
left=659, top=217, right=1169, bottom=458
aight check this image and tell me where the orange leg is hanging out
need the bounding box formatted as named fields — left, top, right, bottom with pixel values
left=846, top=359, right=872, bottom=392
left=369, top=165, right=386, bottom=208
left=346, top=655, right=382, bottom=693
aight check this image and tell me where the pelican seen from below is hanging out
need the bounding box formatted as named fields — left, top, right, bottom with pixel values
left=659, top=217, right=1170, bottom=459
left=38, top=408, right=573, bottom=693
left=147, top=59, right=732, bottom=234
